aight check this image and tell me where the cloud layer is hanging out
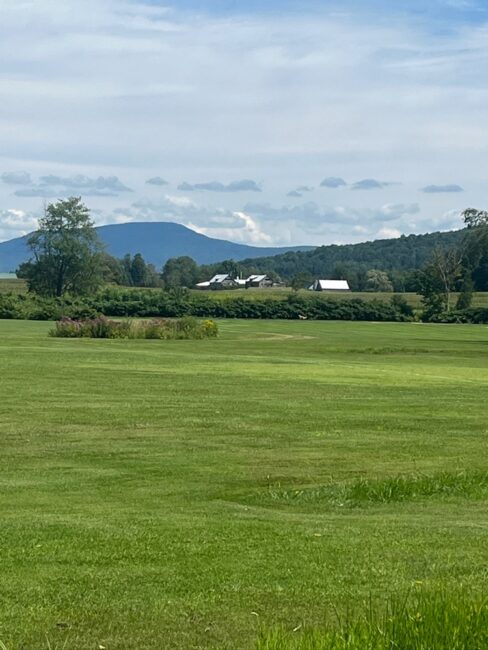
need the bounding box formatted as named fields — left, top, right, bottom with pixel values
left=0, top=0, right=485, bottom=245
left=320, top=178, right=347, bottom=189
left=177, top=180, right=261, bottom=193
left=1, top=171, right=32, bottom=185
left=420, top=184, right=464, bottom=193
left=350, top=179, right=397, bottom=191
left=146, top=177, right=169, bottom=186
left=10, top=175, right=132, bottom=198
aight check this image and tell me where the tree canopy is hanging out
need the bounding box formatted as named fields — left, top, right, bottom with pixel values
left=19, top=197, right=103, bottom=297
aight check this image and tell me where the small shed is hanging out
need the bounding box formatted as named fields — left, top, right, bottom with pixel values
left=309, top=279, right=350, bottom=292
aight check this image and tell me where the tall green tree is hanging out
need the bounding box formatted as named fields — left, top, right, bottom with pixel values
left=162, top=256, right=199, bottom=288
left=19, top=197, right=103, bottom=297
left=290, top=272, right=313, bottom=291
left=460, top=208, right=488, bottom=292
left=130, top=253, right=148, bottom=287
left=366, top=269, right=394, bottom=292
left=417, top=247, right=463, bottom=318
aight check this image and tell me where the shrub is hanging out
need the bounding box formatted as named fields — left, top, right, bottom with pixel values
left=49, top=316, right=219, bottom=340
left=7, top=286, right=488, bottom=323
left=50, top=316, right=131, bottom=339
left=0, top=294, right=26, bottom=319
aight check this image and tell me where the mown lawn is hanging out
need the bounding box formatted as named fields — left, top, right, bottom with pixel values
left=0, top=319, right=487, bottom=649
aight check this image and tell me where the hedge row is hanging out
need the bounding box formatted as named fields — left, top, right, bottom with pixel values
left=427, top=308, right=488, bottom=324
left=0, top=289, right=415, bottom=322
left=2, top=288, right=487, bottom=323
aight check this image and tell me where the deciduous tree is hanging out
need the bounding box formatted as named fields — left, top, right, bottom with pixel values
left=19, top=197, right=103, bottom=297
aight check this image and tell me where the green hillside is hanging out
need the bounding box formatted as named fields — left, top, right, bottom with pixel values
left=235, top=229, right=465, bottom=281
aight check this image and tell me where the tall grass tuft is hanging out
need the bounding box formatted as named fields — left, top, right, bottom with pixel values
left=49, top=316, right=218, bottom=340
left=264, top=470, right=488, bottom=508
left=256, top=589, right=488, bottom=649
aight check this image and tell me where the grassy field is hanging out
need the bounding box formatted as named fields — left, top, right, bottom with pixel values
left=2, top=277, right=488, bottom=309
left=0, top=278, right=27, bottom=294
left=191, top=288, right=488, bottom=308
left=1, top=319, right=488, bottom=649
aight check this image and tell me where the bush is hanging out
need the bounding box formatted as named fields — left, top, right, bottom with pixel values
left=50, top=317, right=131, bottom=339
left=49, top=316, right=219, bottom=340
left=0, top=294, right=26, bottom=319
left=427, top=308, right=488, bottom=324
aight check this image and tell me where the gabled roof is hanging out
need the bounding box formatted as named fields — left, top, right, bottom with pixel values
left=247, top=274, right=268, bottom=283
left=311, top=279, right=350, bottom=291
left=209, top=274, right=231, bottom=284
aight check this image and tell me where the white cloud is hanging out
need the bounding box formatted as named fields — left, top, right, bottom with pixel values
left=189, top=211, right=272, bottom=245
left=0, top=208, right=38, bottom=241
left=0, top=0, right=485, bottom=245
left=376, top=227, right=403, bottom=239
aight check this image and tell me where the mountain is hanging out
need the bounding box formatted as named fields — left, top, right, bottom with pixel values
left=0, top=222, right=313, bottom=273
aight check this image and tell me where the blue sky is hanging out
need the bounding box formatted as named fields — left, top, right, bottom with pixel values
left=0, top=0, right=487, bottom=247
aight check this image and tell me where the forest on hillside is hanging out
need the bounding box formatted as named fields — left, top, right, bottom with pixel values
left=199, top=229, right=466, bottom=291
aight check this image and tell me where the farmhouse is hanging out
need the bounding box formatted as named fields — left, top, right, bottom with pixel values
left=195, top=274, right=238, bottom=290
left=196, top=273, right=273, bottom=290
left=309, top=279, right=350, bottom=292
left=246, top=274, right=272, bottom=288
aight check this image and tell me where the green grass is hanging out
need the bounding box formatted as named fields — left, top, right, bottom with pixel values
left=0, top=278, right=27, bottom=294
left=256, top=588, right=488, bottom=649
left=258, top=469, right=488, bottom=509
left=191, top=288, right=488, bottom=308
left=0, top=319, right=488, bottom=649
left=2, top=278, right=488, bottom=309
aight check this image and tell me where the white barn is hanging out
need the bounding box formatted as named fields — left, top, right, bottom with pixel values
left=195, top=274, right=238, bottom=290
left=309, top=279, right=350, bottom=292
left=246, top=274, right=272, bottom=288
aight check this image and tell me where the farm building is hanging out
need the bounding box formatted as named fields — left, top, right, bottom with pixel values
left=196, top=273, right=273, bottom=290
left=309, top=279, right=350, bottom=292
left=195, top=274, right=238, bottom=290
left=246, top=274, right=272, bottom=288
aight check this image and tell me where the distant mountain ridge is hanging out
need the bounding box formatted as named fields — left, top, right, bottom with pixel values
left=0, top=222, right=313, bottom=273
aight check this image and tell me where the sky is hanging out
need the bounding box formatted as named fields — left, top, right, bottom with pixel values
left=0, top=0, right=487, bottom=248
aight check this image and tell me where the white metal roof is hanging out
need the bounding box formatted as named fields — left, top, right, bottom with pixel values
left=311, top=279, right=350, bottom=291
left=209, top=274, right=231, bottom=284
left=247, top=274, right=267, bottom=282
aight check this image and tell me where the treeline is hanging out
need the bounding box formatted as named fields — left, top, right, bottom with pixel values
left=99, top=252, right=163, bottom=287
left=15, top=197, right=476, bottom=294
left=9, top=197, right=488, bottom=324
left=195, top=229, right=467, bottom=290
left=414, top=209, right=488, bottom=318
left=104, top=229, right=473, bottom=293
